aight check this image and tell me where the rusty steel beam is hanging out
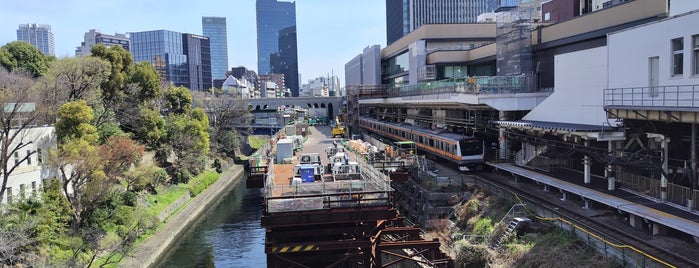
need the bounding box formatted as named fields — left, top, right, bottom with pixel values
left=381, top=248, right=432, bottom=267
left=375, top=239, right=442, bottom=250
left=266, top=239, right=372, bottom=253
left=267, top=224, right=376, bottom=242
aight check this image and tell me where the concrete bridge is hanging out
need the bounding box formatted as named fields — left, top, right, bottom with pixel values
left=246, top=96, right=345, bottom=120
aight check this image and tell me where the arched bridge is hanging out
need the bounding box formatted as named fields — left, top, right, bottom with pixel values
left=246, top=96, right=345, bottom=119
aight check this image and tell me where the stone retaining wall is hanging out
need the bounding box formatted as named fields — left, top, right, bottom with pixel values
left=119, top=165, right=245, bottom=268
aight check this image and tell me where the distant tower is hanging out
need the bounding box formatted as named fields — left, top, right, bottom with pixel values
left=16, top=23, right=55, bottom=56
left=256, top=0, right=300, bottom=97
left=202, top=17, right=229, bottom=81
left=385, top=0, right=489, bottom=45
left=75, top=29, right=130, bottom=56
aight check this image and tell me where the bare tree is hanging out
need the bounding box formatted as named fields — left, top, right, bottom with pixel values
left=0, top=68, right=46, bottom=201
left=191, top=91, right=252, bottom=157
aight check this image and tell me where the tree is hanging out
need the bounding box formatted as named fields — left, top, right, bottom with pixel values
left=129, top=61, right=162, bottom=103
left=0, top=68, right=48, bottom=202
left=165, top=109, right=210, bottom=176
left=191, top=91, right=251, bottom=157
left=0, top=41, right=50, bottom=77
left=133, top=106, right=165, bottom=148
left=90, top=45, right=133, bottom=105
left=39, top=57, right=111, bottom=124
left=163, top=86, right=192, bottom=115
left=54, top=100, right=99, bottom=145
left=99, top=136, right=144, bottom=180
left=50, top=139, right=105, bottom=229
left=51, top=101, right=104, bottom=228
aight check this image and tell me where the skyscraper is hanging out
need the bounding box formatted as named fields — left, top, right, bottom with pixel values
left=183, top=34, right=212, bottom=90
left=385, top=0, right=489, bottom=45
left=202, top=17, right=228, bottom=81
left=130, top=30, right=211, bottom=90
left=16, top=23, right=55, bottom=56
left=256, top=0, right=300, bottom=97
left=75, top=29, right=130, bottom=56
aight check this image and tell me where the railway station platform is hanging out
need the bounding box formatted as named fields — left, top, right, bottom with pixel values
left=488, top=162, right=699, bottom=240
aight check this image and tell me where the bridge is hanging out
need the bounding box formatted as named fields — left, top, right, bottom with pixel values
left=246, top=96, right=345, bottom=120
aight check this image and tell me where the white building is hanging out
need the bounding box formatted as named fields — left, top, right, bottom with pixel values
left=75, top=29, right=130, bottom=56
left=608, top=9, right=699, bottom=88
left=2, top=126, right=57, bottom=203
left=301, top=76, right=340, bottom=97
left=16, top=23, right=54, bottom=56
left=523, top=1, right=699, bottom=127
left=221, top=76, right=253, bottom=99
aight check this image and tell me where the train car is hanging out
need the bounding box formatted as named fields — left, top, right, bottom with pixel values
left=359, top=117, right=484, bottom=171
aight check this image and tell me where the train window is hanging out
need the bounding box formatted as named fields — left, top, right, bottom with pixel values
left=429, top=139, right=434, bottom=147
left=419, top=136, right=423, bottom=143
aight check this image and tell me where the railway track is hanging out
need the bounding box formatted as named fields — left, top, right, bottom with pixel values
left=474, top=172, right=699, bottom=268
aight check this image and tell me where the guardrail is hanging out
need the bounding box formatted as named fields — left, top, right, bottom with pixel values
left=604, top=85, right=699, bottom=109
left=263, top=139, right=393, bottom=213
left=358, top=75, right=539, bottom=100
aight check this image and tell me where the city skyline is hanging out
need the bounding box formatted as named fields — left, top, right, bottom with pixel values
left=0, top=0, right=386, bottom=87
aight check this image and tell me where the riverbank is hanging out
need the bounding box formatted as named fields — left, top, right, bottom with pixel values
left=119, top=164, right=245, bottom=268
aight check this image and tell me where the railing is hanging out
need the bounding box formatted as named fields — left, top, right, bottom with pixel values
left=386, top=75, right=538, bottom=98
left=604, top=85, right=699, bottom=109
left=617, top=169, right=699, bottom=210
left=263, top=139, right=393, bottom=213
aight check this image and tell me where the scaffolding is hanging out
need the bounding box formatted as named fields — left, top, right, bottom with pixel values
left=496, top=7, right=533, bottom=76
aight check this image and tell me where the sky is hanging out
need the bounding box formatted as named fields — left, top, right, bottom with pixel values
left=0, top=0, right=387, bottom=87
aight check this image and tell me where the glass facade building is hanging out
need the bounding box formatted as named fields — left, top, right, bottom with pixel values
left=256, top=0, right=300, bottom=97
left=487, top=0, right=519, bottom=12
left=130, top=30, right=211, bottom=90
left=385, top=0, right=489, bottom=45
left=183, top=34, right=212, bottom=90
left=202, top=17, right=228, bottom=81
left=16, top=23, right=55, bottom=56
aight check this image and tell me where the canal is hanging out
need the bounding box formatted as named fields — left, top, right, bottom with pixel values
left=159, top=177, right=267, bottom=267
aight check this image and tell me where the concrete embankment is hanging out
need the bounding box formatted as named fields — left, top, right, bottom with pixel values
left=120, top=165, right=245, bottom=268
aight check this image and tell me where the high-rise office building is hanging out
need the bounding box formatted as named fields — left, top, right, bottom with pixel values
left=183, top=34, right=212, bottom=90
left=385, top=0, right=489, bottom=45
left=202, top=17, right=229, bottom=81
left=130, top=30, right=211, bottom=90
left=75, top=29, right=130, bottom=56
left=16, top=23, right=55, bottom=56
left=256, top=0, right=300, bottom=97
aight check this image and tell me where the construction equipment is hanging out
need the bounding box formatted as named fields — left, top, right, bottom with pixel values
left=331, top=116, right=346, bottom=138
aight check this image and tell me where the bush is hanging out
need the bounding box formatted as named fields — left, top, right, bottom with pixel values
left=213, top=158, right=222, bottom=173
left=188, top=171, right=221, bottom=197
left=455, top=242, right=490, bottom=268
left=169, top=166, right=192, bottom=184
left=122, top=191, right=137, bottom=207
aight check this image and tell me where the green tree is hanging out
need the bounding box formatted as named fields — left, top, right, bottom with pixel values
left=163, top=86, right=192, bottom=115
left=130, top=61, right=162, bottom=103
left=97, top=121, right=128, bottom=144
left=0, top=41, right=50, bottom=77
left=165, top=109, right=210, bottom=176
left=54, top=100, right=98, bottom=145
left=134, top=106, right=166, bottom=148
left=90, top=45, right=133, bottom=105
left=50, top=139, right=106, bottom=229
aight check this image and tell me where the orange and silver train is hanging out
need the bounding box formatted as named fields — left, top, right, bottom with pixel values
left=359, top=117, right=484, bottom=171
